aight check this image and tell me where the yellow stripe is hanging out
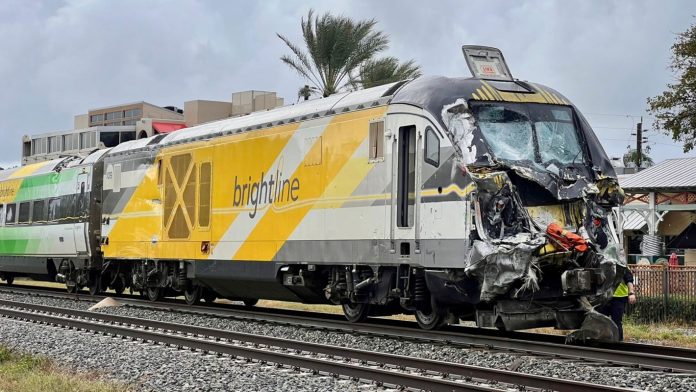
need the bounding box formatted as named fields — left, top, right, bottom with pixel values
left=479, top=87, right=494, bottom=100
left=481, top=81, right=503, bottom=101
left=8, top=160, right=54, bottom=179
left=233, top=107, right=386, bottom=261
left=421, top=183, right=475, bottom=198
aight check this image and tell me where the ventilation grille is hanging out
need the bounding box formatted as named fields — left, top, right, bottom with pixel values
left=164, top=153, right=196, bottom=239
left=198, top=162, right=212, bottom=228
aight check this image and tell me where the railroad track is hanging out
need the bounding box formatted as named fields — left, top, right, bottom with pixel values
left=0, top=299, right=635, bottom=392
left=2, top=284, right=696, bottom=374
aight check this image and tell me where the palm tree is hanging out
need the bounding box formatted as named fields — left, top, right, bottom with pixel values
left=297, top=85, right=319, bottom=101
left=354, top=57, right=422, bottom=89
left=277, top=10, right=389, bottom=97
left=623, top=149, right=654, bottom=168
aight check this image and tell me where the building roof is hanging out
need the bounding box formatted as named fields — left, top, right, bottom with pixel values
left=620, top=157, right=696, bottom=191
left=622, top=211, right=647, bottom=231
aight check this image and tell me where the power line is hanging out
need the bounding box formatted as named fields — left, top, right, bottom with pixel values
left=584, top=112, right=643, bottom=118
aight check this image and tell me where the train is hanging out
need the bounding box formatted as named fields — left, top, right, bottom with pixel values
left=0, top=46, right=627, bottom=339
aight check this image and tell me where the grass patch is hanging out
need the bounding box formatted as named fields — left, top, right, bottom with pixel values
left=0, top=346, right=130, bottom=392
left=622, top=321, right=696, bottom=348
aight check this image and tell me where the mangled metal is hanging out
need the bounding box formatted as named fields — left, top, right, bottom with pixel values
left=466, top=234, right=545, bottom=302
left=435, top=96, right=627, bottom=339
left=389, top=54, right=627, bottom=338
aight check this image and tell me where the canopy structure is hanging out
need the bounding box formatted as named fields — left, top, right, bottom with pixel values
left=152, top=122, right=186, bottom=134
left=619, top=157, right=696, bottom=256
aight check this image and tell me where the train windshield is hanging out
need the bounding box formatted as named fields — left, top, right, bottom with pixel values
left=470, top=102, right=583, bottom=166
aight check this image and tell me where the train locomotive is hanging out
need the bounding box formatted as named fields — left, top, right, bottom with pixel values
left=0, top=46, right=626, bottom=339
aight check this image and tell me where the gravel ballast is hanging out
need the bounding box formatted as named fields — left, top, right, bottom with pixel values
left=0, top=316, right=367, bottom=392
left=2, top=291, right=696, bottom=391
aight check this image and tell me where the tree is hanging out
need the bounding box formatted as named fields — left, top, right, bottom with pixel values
left=297, top=85, right=319, bottom=101
left=623, top=148, right=654, bottom=168
left=277, top=10, right=388, bottom=97
left=647, top=22, right=696, bottom=152
left=353, top=57, right=422, bottom=89
left=278, top=10, right=420, bottom=97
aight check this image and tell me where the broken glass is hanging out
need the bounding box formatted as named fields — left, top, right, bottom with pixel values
left=470, top=102, right=583, bottom=167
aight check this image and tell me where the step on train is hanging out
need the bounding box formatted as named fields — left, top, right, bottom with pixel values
left=0, top=46, right=627, bottom=339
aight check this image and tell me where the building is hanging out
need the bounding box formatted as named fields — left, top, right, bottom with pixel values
left=21, top=91, right=284, bottom=165
left=184, top=90, right=283, bottom=127
left=84, top=102, right=183, bottom=127
left=21, top=101, right=185, bottom=165
left=619, top=157, right=696, bottom=265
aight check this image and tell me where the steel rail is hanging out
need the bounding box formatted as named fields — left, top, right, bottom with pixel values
left=2, top=284, right=696, bottom=373
left=0, top=299, right=634, bottom=392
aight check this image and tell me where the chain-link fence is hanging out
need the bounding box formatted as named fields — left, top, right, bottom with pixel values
left=626, top=265, right=696, bottom=323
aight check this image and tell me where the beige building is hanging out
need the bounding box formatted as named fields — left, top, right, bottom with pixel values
left=21, top=90, right=284, bottom=165
left=185, top=90, right=284, bottom=127
left=85, top=102, right=184, bottom=127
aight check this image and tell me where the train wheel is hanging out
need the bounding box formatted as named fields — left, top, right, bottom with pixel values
left=66, top=280, right=77, bottom=293
left=342, top=302, right=370, bottom=323
left=243, top=299, right=258, bottom=307
left=112, top=275, right=126, bottom=295
left=184, top=285, right=201, bottom=305
left=4, top=276, right=13, bottom=286
left=415, top=306, right=447, bottom=330
left=88, top=278, right=101, bottom=296
left=202, top=289, right=216, bottom=304
left=146, top=287, right=163, bottom=302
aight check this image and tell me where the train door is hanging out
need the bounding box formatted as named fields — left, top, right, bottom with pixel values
left=74, top=167, right=91, bottom=255
left=389, top=116, right=424, bottom=260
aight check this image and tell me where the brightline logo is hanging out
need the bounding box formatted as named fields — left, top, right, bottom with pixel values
left=233, top=169, right=300, bottom=218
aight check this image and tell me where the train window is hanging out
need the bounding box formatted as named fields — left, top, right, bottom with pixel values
left=424, top=127, right=440, bottom=167
left=32, top=200, right=45, bottom=223
left=5, top=204, right=16, bottom=225
left=198, top=162, right=212, bottom=228
left=48, top=198, right=61, bottom=222
left=397, top=125, right=416, bottom=228
left=112, top=164, right=121, bottom=193
left=18, top=202, right=30, bottom=224
left=369, top=120, right=384, bottom=161
left=0, top=204, right=4, bottom=226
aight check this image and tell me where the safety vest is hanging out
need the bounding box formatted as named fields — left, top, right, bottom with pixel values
left=614, top=282, right=629, bottom=298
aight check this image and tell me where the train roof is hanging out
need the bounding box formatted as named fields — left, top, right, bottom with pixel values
left=107, top=81, right=404, bottom=156
left=0, top=149, right=112, bottom=182
left=105, top=75, right=579, bottom=159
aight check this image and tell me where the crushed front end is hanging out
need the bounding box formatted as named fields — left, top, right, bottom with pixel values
left=432, top=95, right=627, bottom=341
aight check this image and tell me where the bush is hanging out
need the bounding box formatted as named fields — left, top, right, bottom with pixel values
left=626, top=296, right=696, bottom=324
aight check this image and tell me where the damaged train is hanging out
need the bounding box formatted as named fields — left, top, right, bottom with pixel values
left=0, top=46, right=626, bottom=340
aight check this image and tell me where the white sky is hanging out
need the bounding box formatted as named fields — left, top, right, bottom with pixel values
left=0, top=0, right=694, bottom=168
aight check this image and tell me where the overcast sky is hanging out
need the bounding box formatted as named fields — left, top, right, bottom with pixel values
left=0, top=0, right=694, bottom=168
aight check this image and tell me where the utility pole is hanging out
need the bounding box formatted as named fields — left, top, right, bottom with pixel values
left=636, top=119, right=643, bottom=168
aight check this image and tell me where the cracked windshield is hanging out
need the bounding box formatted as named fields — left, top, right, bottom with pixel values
left=471, top=102, right=583, bottom=167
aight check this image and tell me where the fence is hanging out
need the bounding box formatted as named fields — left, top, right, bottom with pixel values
left=626, top=265, right=696, bottom=324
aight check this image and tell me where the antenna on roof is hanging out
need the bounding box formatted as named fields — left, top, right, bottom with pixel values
left=461, top=45, right=513, bottom=81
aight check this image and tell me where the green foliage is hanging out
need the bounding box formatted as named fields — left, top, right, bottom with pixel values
left=0, top=346, right=129, bottom=392
left=278, top=9, right=420, bottom=97
left=647, top=22, right=696, bottom=152
left=626, top=295, right=696, bottom=324
left=353, top=57, right=422, bottom=89
left=622, top=148, right=654, bottom=168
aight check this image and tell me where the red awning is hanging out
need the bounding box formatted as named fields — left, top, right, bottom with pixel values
left=153, top=122, right=186, bottom=134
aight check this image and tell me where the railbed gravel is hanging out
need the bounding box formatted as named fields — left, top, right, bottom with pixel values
left=2, top=291, right=696, bottom=391
left=0, top=316, right=372, bottom=392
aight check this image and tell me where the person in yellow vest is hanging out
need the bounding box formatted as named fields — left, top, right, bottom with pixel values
left=599, top=269, right=636, bottom=341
